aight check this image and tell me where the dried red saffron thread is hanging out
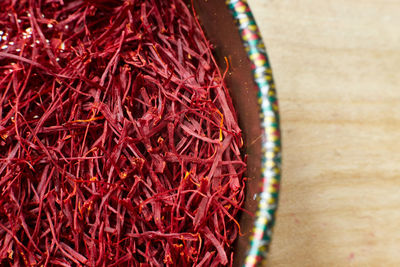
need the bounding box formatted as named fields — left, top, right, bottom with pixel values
left=0, top=0, right=247, bottom=266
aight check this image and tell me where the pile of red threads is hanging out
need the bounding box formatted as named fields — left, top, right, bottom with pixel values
left=0, top=0, right=247, bottom=265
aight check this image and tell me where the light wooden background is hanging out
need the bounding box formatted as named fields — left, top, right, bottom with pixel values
left=247, top=0, right=400, bottom=266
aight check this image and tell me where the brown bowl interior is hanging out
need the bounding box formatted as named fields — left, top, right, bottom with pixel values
left=192, top=1, right=263, bottom=265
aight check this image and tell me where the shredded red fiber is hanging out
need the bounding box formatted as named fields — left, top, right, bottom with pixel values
left=0, top=0, right=247, bottom=265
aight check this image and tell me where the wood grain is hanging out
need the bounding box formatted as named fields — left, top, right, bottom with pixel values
left=246, top=0, right=400, bottom=266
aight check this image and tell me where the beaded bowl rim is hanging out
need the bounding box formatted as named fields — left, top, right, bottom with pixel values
left=225, top=1, right=282, bottom=266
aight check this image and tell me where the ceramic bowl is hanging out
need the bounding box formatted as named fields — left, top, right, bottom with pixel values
left=193, top=1, right=281, bottom=266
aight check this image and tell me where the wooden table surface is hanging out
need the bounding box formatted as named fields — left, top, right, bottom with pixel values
left=247, top=0, right=400, bottom=266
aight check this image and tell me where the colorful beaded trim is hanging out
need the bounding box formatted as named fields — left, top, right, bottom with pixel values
left=225, top=0, right=281, bottom=266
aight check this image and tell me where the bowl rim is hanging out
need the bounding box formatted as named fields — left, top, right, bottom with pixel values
left=226, top=0, right=282, bottom=265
